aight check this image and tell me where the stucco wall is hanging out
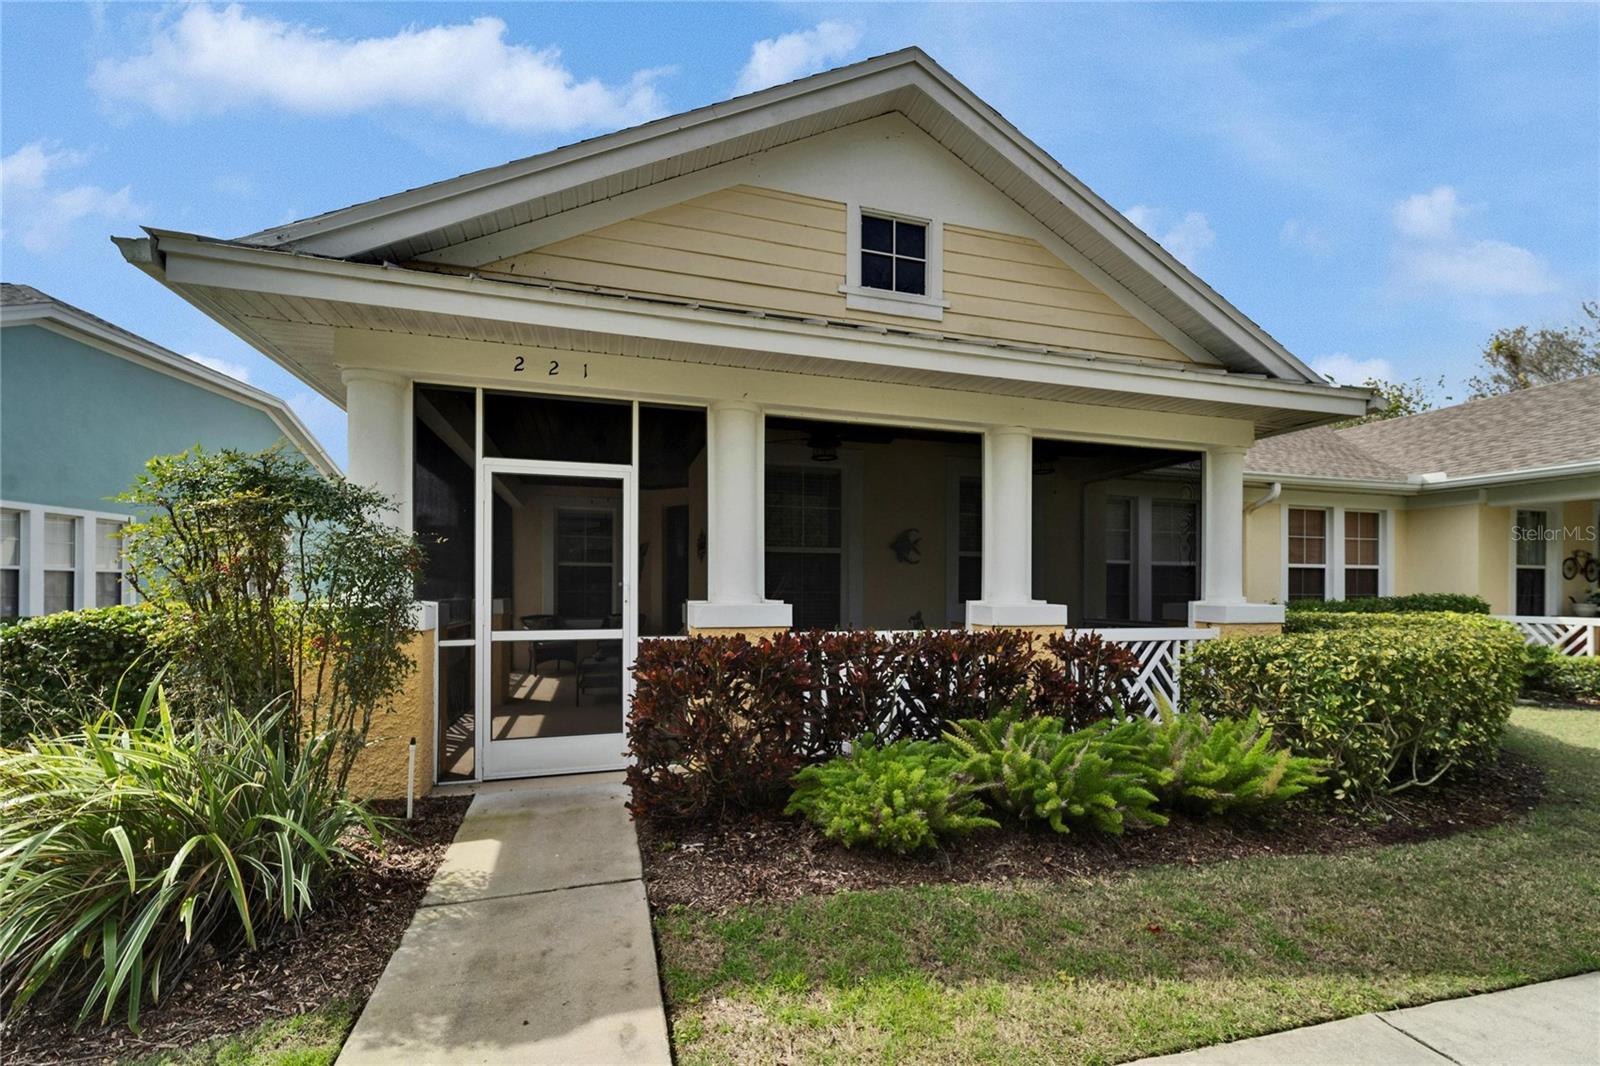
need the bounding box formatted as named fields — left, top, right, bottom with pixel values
left=1561, top=499, right=1600, bottom=611
left=0, top=324, right=304, bottom=512
left=343, top=627, right=437, bottom=801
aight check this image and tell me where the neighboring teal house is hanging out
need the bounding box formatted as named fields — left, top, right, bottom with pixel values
left=0, top=283, right=336, bottom=618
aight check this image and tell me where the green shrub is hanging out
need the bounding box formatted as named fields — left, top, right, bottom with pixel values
left=0, top=605, right=173, bottom=743
left=1140, top=698, right=1326, bottom=815
left=0, top=684, right=383, bottom=1030
left=1285, top=593, right=1490, bottom=615
left=1523, top=645, right=1600, bottom=705
left=1283, top=609, right=1481, bottom=634
left=944, top=713, right=1165, bottom=834
left=1181, top=615, right=1522, bottom=800
left=785, top=739, right=998, bottom=853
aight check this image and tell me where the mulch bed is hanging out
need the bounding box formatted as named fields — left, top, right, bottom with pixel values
left=640, top=753, right=1545, bottom=912
left=4, top=795, right=470, bottom=1066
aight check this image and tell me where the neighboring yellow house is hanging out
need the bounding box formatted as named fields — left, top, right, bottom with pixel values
left=1244, top=375, right=1600, bottom=637
left=117, top=48, right=1395, bottom=789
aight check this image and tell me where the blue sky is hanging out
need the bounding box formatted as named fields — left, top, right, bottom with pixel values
left=3, top=2, right=1596, bottom=469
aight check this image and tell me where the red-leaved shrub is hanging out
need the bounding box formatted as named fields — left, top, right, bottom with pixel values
left=1030, top=631, right=1147, bottom=727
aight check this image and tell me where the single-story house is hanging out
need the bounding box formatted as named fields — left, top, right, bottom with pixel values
left=0, top=282, right=337, bottom=619
left=115, top=47, right=1425, bottom=788
left=1243, top=375, right=1600, bottom=637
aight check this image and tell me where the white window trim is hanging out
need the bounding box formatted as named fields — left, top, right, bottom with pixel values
left=93, top=518, right=129, bottom=609
left=1281, top=505, right=1392, bottom=603
left=764, top=445, right=863, bottom=629
left=0, top=500, right=134, bottom=616
left=1509, top=508, right=1561, bottom=617
left=945, top=459, right=981, bottom=626
left=840, top=204, right=949, bottom=321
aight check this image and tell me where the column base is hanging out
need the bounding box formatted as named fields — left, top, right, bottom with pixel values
left=1187, top=601, right=1285, bottom=626
left=965, top=601, right=1069, bottom=628
left=685, top=600, right=793, bottom=632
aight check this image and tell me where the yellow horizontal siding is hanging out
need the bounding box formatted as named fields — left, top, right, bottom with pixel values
left=480, top=185, right=1191, bottom=363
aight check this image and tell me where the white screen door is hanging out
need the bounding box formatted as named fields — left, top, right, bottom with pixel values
left=478, top=459, right=635, bottom=778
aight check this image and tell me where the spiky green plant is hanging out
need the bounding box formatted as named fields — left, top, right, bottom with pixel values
left=0, top=683, right=384, bottom=1031
left=944, top=712, right=1165, bottom=834
left=786, top=738, right=999, bottom=853
left=1140, top=696, right=1326, bottom=815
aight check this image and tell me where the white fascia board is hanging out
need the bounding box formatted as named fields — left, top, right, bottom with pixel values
left=146, top=233, right=1370, bottom=423
left=0, top=298, right=339, bottom=476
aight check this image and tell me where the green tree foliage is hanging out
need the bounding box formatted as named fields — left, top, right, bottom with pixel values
left=785, top=739, right=998, bottom=853
left=944, top=712, right=1165, bottom=834
left=1330, top=375, right=1446, bottom=427
left=1140, top=698, right=1326, bottom=815
left=1469, top=301, right=1600, bottom=397
left=117, top=447, right=423, bottom=792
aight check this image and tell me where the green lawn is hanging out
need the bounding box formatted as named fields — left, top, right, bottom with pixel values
left=655, top=707, right=1600, bottom=1065
left=124, top=1002, right=353, bottom=1066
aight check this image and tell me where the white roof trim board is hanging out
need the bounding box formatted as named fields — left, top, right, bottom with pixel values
left=0, top=287, right=339, bottom=475
left=230, top=48, right=1326, bottom=385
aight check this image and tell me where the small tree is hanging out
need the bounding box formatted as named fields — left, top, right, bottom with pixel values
left=1469, top=301, right=1600, bottom=397
left=1332, top=375, right=1444, bottom=427
left=119, top=446, right=423, bottom=792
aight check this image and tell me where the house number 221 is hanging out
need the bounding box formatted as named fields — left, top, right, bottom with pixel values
left=513, top=356, right=588, bottom=378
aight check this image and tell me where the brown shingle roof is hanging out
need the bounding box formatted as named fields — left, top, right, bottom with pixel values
left=1247, top=374, right=1600, bottom=481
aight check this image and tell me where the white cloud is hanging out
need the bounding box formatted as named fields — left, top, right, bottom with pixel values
left=91, top=4, right=670, bottom=134
left=0, top=142, right=140, bottom=254
left=1123, top=205, right=1215, bottom=267
left=188, top=353, right=253, bottom=383
left=1279, top=218, right=1334, bottom=255
left=1388, top=185, right=1561, bottom=298
left=736, top=21, right=861, bottom=94
left=1312, top=352, right=1395, bottom=385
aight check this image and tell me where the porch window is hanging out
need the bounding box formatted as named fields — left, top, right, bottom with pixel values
left=1104, top=497, right=1134, bottom=621
left=860, top=213, right=927, bottom=296
left=1150, top=499, right=1198, bottom=621
left=1343, top=511, right=1381, bottom=599
left=1, top=509, right=19, bottom=619
left=94, top=519, right=124, bottom=608
left=1515, top=509, right=1549, bottom=615
left=555, top=510, right=616, bottom=620
left=956, top=475, right=982, bottom=606
left=765, top=466, right=842, bottom=630
left=42, top=514, right=75, bottom=615
left=1287, top=507, right=1327, bottom=601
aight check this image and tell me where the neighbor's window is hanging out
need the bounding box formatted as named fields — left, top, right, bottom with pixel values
left=1343, top=511, right=1380, bottom=599
left=765, top=466, right=842, bottom=630
left=1514, top=509, right=1549, bottom=615
left=1104, top=497, right=1134, bottom=621
left=1287, top=507, right=1327, bottom=601
left=860, top=213, right=927, bottom=296
left=42, top=514, right=76, bottom=614
left=555, top=510, right=616, bottom=620
left=1150, top=499, right=1198, bottom=621
left=95, top=519, right=125, bottom=608
left=1, top=509, right=20, bottom=619
left=956, top=475, right=982, bottom=606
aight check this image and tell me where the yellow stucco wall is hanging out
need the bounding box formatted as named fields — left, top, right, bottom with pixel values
left=343, top=628, right=436, bottom=801
left=1243, top=499, right=1283, bottom=604
left=478, top=184, right=1192, bottom=365
left=1561, top=499, right=1600, bottom=611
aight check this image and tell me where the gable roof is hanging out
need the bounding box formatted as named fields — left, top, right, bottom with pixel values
left=1, top=283, right=338, bottom=475
left=227, top=48, right=1322, bottom=385
left=1245, top=374, right=1600, bottom=484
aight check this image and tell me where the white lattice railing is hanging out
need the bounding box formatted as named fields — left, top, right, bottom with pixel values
left=1088, top=626, right=1220, bottom=710
left=1494, top=616, right=1600, bottom=657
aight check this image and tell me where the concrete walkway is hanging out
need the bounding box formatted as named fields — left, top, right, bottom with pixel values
left=1132, top=972, right=1600, bottom=1065
left=338, top=774, right=671, bottom=1066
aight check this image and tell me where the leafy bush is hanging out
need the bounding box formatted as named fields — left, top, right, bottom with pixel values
left=1139, top=698, right=1326, bottom=815
left=944, top=712, right=1165, bottom=834
left=627, top=629, right=1035, bottom=821
left=1181, top=614, right=1522, bottom=799
left=1523, top=645, right=1600, bottom=705
left=119, top=446, right=423, bottom=792
left=1030, top=630, right=1147, bottom=726
left=785, top=739, right=998, bottom=853
left=1285, top=593, right=1490, bottom=615
left=0, top=685, right=382, bottom=1029
left=0, top=605, right=173, bottom=743
left=1284, top=609, right=1483, bottom=634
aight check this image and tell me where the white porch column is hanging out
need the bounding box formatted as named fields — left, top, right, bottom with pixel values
left=686, top=400, right=792, bottom=631
left=341, top=369, right=411, bottom=531
left=1189, top=444, right=1283, bottom=626
left=966, top=426, right=1067, bottom=628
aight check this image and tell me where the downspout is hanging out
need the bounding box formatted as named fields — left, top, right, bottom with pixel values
left=1245, top=481, right=1281, bottom=514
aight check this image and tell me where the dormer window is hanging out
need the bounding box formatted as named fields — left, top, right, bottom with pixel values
left=861, top=214, right=926, bottom=295
left=842, top=206, right=948, bottom=321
